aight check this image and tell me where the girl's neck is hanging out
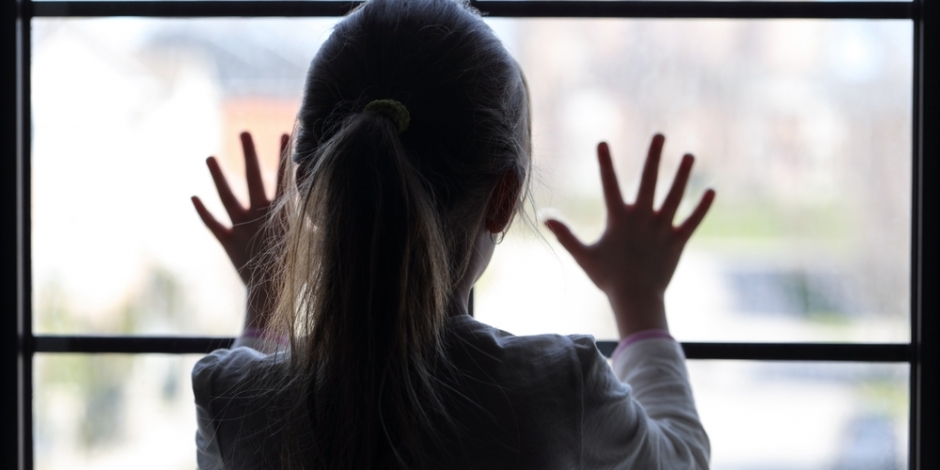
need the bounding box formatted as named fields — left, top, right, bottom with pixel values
left=450, top=223, right=496, bottom=317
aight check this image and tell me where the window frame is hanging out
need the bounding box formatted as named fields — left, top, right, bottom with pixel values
left=2, top=0, right=937, bottom=468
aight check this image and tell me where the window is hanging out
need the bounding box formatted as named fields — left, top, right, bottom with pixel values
left=2, top=0, right=938, bottom=469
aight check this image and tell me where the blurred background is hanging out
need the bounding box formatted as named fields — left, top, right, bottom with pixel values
left=31, top=17, right=911, bottom=469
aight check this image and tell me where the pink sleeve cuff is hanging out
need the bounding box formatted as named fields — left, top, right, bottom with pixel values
left=610, top=329, right=675, bottom=362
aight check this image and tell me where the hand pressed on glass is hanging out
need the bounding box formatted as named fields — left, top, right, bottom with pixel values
left=191, top=131, right=289, bottom=330
left=545, top=134, right=716, bottom=339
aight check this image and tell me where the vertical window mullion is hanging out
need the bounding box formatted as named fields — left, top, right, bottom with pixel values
left=910, top=8, right=921, bottom=470
left=913, top=0, right=940, bottom=467
left=17, top=1, right=33, bottom=469
left=1, top=0, right=22, bottom=468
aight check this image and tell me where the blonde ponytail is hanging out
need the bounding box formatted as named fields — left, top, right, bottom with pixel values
left=262, top=0, right=532, bottom=468
left=270, top=111, right=456, bottom=469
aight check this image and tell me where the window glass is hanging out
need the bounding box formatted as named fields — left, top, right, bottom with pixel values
left=33, top=355, right=908, bottom=470
left=31, top=18, right=337, bottom=335
left=34, top=354, right=203, bottom=470
left=688, top=361, right=908, bottom=469
left=32, top=18, right=912, bottom=342
left=479, top=18, right=912, bottom=342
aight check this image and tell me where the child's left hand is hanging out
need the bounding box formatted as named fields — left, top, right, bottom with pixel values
left=191, top=131, right=288, bottom=328
left=545, top=135, right=715, bottom=338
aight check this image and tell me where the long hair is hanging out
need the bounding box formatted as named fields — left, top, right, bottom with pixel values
left=262, top=0, right=531, bottom=468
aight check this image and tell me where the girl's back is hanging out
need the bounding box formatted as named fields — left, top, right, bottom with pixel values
left=190, top=0, right=714, bottom=467
left=195, top=315, right=706, bottom=469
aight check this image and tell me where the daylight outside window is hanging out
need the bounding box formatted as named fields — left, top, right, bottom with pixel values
left=7, top=0, right=935, bottom=468
left=27, top=16, right=913, bottom=469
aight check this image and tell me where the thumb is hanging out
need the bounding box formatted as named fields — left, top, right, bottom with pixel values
left=545, top=219, right=589, bottom=264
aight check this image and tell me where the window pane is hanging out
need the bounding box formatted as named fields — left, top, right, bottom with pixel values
left=33, top=354, right=908, bottom=470
left=34, top=354, right=203, bottom=470
left=31, top=18, right=339, bottom=335
left=688, top=361, right=908, bottom=469
left=32, top=19, right=911, bottom=341
left=476, top=19, right=912, bottom=342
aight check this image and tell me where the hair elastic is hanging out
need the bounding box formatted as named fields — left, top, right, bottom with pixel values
left=364, top=99, right=410, bottom=134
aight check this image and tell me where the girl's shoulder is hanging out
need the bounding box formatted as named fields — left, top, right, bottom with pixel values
left=192, top=344, right=302, bottom=469
left=192, top=341, right=290, bottom=406
left=441, top=314, right=617, bottom=461
left=444, top=314, right=606, bottom=380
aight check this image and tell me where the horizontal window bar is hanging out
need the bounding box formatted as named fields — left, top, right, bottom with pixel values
left=480, top=1, right=912, bottom=19
left=608, top=341, right=913, bottom=362
left=28, top=1, right=913, bottom=19
left=35, top=335, right=236, bottom=354
left=32, top=335, right=913, bottom=362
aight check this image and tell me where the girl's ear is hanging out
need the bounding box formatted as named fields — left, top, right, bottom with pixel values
left=485, top=170, right=522, bottom=234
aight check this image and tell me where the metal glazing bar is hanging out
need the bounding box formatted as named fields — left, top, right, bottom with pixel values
left=28, top=0, right=913, bottom=19
left=2, top=0, right=23, bottom=468
left=36, top=336, right=237, bottom=354
left=912, top=0, right=939, bottom=466
left=600, top=341, right=913, bottom=361
left=909, top=5, right=922, bottom=470
left=15, top=2, right=33, bottom=469
left=34, top=335, right=913, bottom=362
left=480, top=0, right=912, bottom=19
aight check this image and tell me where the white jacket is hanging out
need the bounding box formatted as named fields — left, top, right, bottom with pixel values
left=193, top=314, right=709, bottom=469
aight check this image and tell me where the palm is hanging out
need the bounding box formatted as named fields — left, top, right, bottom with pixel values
left=545, top=134, right=715, bottom=335
left=192, top=132, right=288, bottom=286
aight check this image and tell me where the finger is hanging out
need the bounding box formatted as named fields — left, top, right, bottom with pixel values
left=207, top=156, right=245, bottom=221
left=241, top=132, right=267, bottom=207
left=677, top=189, right=716, bottom=240
left=659, top=154, right=694, bottom=224
left=192, top=196, right=231, bottom=243
left=545, top=219, right=590, bottom=264
left=635, top=134, right=665, bottom=210
left=276, top=133, right=289, bottom=199
left=597, top=142, right=624, bottom=216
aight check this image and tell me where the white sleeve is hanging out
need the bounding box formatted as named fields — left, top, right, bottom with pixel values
left=192, top=351, right=226, bottom=470
left=576, top=337, right=710, bottom=469
left=192, top=338, right=288, bottom=470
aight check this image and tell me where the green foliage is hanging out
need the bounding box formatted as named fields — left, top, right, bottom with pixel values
left=39, top=354, right=133, bottom=449
left=36, top=265, right=192, bottom=452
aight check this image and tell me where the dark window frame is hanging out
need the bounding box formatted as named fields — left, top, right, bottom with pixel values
left=2, top=1, right=937, bottom=469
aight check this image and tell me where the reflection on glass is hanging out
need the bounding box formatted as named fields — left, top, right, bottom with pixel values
left=34, top=354, right=203, bottom=470
left=688, top=361, right=908, bottom=469
left=32, top=18, right=911, bottom=341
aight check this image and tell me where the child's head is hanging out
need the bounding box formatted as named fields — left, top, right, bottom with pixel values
left=271, top=0, right=531, bottom=468
left=293, top=0, right=531, bottom=265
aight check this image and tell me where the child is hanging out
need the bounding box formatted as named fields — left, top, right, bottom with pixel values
left=191, top=0, right=715, bottom=468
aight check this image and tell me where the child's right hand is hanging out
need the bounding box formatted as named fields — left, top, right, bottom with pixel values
left=191, top=131, right=289, bottom=330
left=545, top=134, right=715, bottom=339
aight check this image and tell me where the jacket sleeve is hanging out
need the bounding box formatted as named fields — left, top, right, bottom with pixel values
left=192, top=350, right=226, bottom=470
left=575, top=336, right=710, bottom=469
left=192, top=338, right=292, bottom=470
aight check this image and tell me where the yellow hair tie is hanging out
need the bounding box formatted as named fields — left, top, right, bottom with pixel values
left=364, top=99, right=410, bottom=134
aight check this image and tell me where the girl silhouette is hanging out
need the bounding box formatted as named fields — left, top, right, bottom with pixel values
left=191, top=0, right=714, bottom=468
